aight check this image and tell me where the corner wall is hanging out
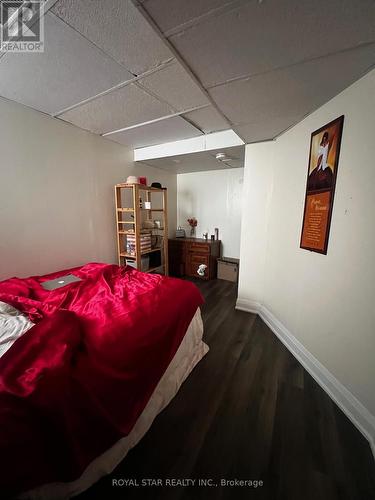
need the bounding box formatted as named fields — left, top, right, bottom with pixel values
left=237, top=69, right=375, bottom=445
left=0, top=98, right=176, bottom=280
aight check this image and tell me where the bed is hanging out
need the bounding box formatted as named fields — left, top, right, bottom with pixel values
left=0, top=263, right=208, bottom=499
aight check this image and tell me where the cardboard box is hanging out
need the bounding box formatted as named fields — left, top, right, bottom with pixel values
left=217, top=258, right=239, bottom=282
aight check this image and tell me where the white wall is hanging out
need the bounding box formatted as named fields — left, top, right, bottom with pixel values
left=237, top=69, right=375, bottom=434
left=237, top=142, right=275, bottom=306
left=177, top=168, right=243, bottom=258
left=0, top=97, right=176, bottom=280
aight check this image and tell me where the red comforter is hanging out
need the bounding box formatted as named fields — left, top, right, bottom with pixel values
left=0, top=263, right=203, bottom=497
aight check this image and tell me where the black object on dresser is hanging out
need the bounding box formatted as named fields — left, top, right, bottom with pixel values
left=168, top=238, right=221, bottom=280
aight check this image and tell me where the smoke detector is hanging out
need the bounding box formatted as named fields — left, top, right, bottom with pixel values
left=215, top=152, right=227, bottom=161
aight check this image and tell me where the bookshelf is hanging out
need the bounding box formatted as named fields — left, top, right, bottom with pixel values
left=115, top=183, right=168, bottom=275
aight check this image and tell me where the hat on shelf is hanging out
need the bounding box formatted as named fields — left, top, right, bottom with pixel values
left=126, top=175, right=138, bottom=184
left=151, top=182, right=163, bottom=189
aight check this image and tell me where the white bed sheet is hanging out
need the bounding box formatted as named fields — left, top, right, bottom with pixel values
left=20, top=308, right=208, bottom=500
left=0, top=301, right=34, bottom=358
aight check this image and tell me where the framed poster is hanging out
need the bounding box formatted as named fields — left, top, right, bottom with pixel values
left=300, top=115, right=344, bottom=254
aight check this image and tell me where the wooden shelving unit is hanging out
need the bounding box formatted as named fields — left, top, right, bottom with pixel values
left=115, top=183, right=168, bottom=275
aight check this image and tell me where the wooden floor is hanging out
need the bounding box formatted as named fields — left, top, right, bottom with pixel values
left=79, top=278, right=375, bottom=500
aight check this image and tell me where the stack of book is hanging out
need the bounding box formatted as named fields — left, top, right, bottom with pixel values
left=126, top=233, right=152, bottom=255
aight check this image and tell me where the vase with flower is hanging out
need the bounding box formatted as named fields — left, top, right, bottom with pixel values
left=187, top=217, right=198, bottom=238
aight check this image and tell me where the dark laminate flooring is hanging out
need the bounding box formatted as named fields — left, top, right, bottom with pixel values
left=78, top=278, right=375, bottom=500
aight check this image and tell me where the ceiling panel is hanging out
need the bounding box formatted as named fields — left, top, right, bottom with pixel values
left=0, top=13, right=133, bottom=115
left=166, top=0, right=375, bottom=88
left=183, top=105, right=229, bottom=133
left=58, top=82, right=174, bottom=134
left=210, top=43, right=375, bottom=142
left=138, top=61, right=209, bottom=111
left=234, top=118, right=300, bottom=144
left=52, top=0, right=173, bottom=76
left=141, top=145, right=244, bottom=174
left=141, top=0, right=239, bottom=35
left=107, top=115, right=202, bottom=148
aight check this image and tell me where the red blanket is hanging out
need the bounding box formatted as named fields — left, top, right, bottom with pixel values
left=0, top=263, right=203, bottom=496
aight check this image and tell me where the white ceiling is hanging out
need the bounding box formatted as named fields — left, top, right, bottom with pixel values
left=142, top=0, right=375, bottom=142
left=141, top=145, right=244, bottom=174
left=107, top=115, right=203, bottom=148
left=162, top=0, right=375, bottom=88
left=51, top=0, right=172, bottom=75
left=137, top=60, right=209, bottom=111
left=59, top=82, right=174, bottom=135
left=183, top=106, right=229, bottom=134
left=0, top=0, right=220, bottom=146
left=0, top=0, right=374, bottom=150
left=0, top=12, right=133, bottom=115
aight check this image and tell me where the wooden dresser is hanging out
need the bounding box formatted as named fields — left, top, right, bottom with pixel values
left=168, top=238, right=221, bottom=280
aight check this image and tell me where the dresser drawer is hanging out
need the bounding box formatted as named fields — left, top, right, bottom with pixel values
left=190, top=253, right=209, bottom=266
left=189, top=242, right=210, bottom=254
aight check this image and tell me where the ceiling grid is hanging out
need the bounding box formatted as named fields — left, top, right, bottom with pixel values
left=0, top=0, right=374, bottom=149
left=139, top=0, right=375, bottom=143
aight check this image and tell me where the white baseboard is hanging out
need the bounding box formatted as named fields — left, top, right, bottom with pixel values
left=235, top=298, right=261, bottom=314
left=235, top=298, right=375, bottom=459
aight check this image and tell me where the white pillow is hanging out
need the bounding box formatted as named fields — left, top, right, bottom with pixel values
left=0, top=301, right=34, bottom=358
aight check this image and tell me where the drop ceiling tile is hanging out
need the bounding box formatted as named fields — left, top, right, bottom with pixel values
left=138, top=61, right=209, bottom=111
left=141, top=0, right=238, bottom=34
left=0, top=13, right=133, bottom=115
left=107, top=115, right=202, bottom=148
left=234, top=117, right=301, bottom=144
left=210, top=43, right=375, bottom=142
left=183, top=105, right=229, bottom=133
left=58, top=83, right=174, bottom=134
left=167, top=0, right=375, bottom=87
left=52, top=0, right=173, bottom=75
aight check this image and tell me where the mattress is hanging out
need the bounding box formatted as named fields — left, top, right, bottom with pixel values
left=20, top=308, right=208, bottom=500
